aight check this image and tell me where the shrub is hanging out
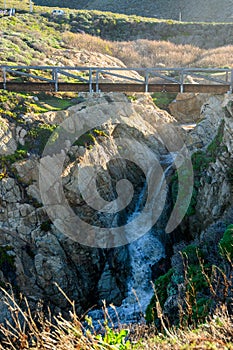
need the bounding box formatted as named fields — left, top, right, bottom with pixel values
left=146, top=233, right=233, bottom=328
left=152, top=92, right=177, bottom=111
left=145, top=269, right=173, bottom=324
left=219, top=224, right=233, bottom=260
left=40, top=220, right=52, bottom=232
left=25, top=123, right=57, bottom=155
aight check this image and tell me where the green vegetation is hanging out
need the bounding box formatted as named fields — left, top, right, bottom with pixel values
left=1, top=8, right=233, bottom=69
left=219, top=224, right=233, bottom=260
left=171, top=120, right=225, bottom=217
left=146, top=269, right=173, bottom=324
left=182, top=244, right=204, bottom=264
left=0, top=3, right=232, bottom=350
left=206, top=120, right=225, bottom=160
left=0, top=148, right=27, bottom=165
left=75, top=132, right=96, bottom=147
left=0, top=246, right=15, bottom=271
left=0, top=267, right=232, bottom=350
left=0, top=148, right=28, bottom=180
left=74, top=128, right=108, bottom=147
left=0, top=91, right=76, bottom=122
left=152, top=92, right=177, bottom=111
left=96, top=327, right=131, bottom=349
left=25, top=123, right=57, bottom=155
left=0, top=90, right=30, bottom=119
left=0, top=13, right=63, bottom=65
left=40, top=219, right=52, bottom=232
left=33, top=93, right=77, bottom=112
left=146, top=233, right=232, bottom=328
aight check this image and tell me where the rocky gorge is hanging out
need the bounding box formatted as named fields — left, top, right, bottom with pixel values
left=0, top=90, right=232, bottom=328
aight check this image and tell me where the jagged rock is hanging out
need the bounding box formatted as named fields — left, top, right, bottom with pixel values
left=189, top=95, right=233, bottom=230
left=186, top=95, right=225, bottom=151
left=16, top=126, right=27, bottom=146
left=0, top=117, right=17, bottom=155
left=97, top=262, right=123, bottom=305
left=0, top=178, right=21, bottom=204
left=0, top=93, right=178, bottom=318
left=1, top=90, right=232, bottom=326
left=169, top=93, right=212, bottom=122
left=14, top=158, right=40, bottom=185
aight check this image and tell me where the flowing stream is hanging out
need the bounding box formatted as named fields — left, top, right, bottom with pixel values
left=88, top=154, right=174, bottom=328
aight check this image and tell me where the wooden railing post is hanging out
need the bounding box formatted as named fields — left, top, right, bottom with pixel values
left=145, top=70, right=149, bottom=93
left=2, top=67, right=6, bottom=90
left=96, top=69, right=99, bottom=93
left=89, top=68, right=93, bottom=93
left=52, top=67, right=58, bottom=92
left=180, top=69, right=184, bottom=93
left=230, top=69, right=233, bottom=94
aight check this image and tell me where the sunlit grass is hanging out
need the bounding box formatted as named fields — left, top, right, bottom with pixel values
left=0, top=0, right=30, bottom=10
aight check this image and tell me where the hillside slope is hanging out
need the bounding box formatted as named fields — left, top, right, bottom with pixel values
left=33, top=0, right=233, bottom=22
left=2, top=12, right=233, bottom=69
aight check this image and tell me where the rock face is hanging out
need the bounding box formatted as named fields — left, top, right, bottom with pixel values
left=0, top=117, right=17, bottom=155
left=179, top=92, right=233, bottom=244
left=1, top=90, right=232, bottom=325
left=186, top=95, right=225, bottom=149
left=169, top=93, right=212, bottom=123
left=0, top=93, right=178, bottom=321
left=147, top=93, right=233, bottom=324
left=191, top=95, right=233, bottom=230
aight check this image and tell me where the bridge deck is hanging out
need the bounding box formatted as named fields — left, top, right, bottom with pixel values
left=0, top=66, right=233, bottom=94
left=0, top=82, right=230, bottom=94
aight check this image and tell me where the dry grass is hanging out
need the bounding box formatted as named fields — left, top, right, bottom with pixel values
left=113, top=41, right=233, bottom=68
left=0, top=255, right=232, bottom=349
left=136, top=307, right=233, bottom=349
left=111, top=40, right=203, bottom=68
left=0, top=275, right=232, bottom=350
left=196, top=45, right=233, bottom=67
left=0, top=285, right=121, bottom=350
left=62, top=32, right=233, bottom=69
left=62, top=32, right=113, bottom=56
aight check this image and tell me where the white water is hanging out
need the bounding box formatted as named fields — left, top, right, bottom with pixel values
left=88, top=229, right=165, bottom=327
left=88, top=153, right=177, bottom=328
left=117, top=231, right=165, bottom=324
left=88, top=177, right=166, bottom=327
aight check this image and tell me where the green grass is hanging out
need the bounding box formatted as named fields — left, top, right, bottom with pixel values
left=0, top=90, right=77, bottom=121
left=28, top=93, right=78, bottom=113
left=152, top=92, right=177, bottom=111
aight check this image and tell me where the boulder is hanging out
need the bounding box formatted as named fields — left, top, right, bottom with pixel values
left=0, top=117, right=17, bottom=155
left=169, top=93, right=212, bottom=122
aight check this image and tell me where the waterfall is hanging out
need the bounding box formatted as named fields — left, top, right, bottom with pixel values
left=87, top=156, right=175, bottom=328
left=114, top=170, right=166, bottom=324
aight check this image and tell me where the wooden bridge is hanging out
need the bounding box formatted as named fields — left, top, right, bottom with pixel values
left=0, top=66, right=233, bottom=94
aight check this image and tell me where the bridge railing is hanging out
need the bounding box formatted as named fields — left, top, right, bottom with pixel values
left=0, top=66, right=233, bottom=93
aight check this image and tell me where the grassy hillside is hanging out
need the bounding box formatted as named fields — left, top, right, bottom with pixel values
left=1, top=3, right=233, bottom=49
left=32, top=0, right=233, bottom=23
left=2, top=11, right=233, bottom=68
